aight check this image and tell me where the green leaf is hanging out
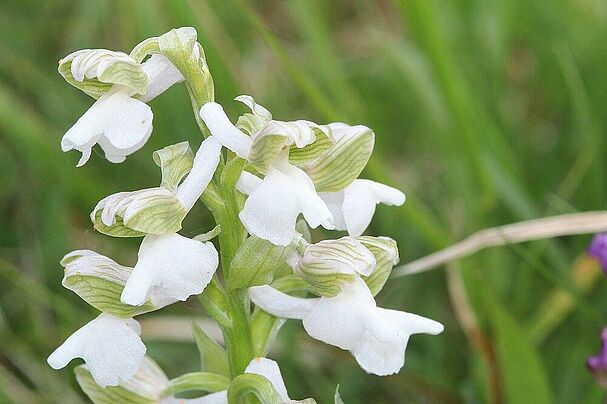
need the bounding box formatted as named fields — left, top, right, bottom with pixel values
left=192, top=321, right=230, bottom=378
left=153, top=141, right=194, bottom=191
left=227, top=236, right=290, bottom=290
left=489, top=298, right=554, bottom=404
left=305, top=125, right=374, bottom=192
left=161, top=372, right=230, bottom=398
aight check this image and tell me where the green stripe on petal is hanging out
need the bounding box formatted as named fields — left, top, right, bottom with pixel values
left=289, top=126, right=334, bottom=166
left=92, top=188, right=188, bottom=237
left=61, top=251, right=157, bottom=317
left=357, top=236, right=399, bottom=296
left=153, top=141, right=194, bottom=191
left=305, top=125, right=375, bottom=192
left=58, top=49, right=148, bottom=99
left=295, top=237, right=376, bottom=297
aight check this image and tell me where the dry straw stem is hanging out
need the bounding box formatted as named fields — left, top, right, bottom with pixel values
left=393, top=211, right=607, bottom=277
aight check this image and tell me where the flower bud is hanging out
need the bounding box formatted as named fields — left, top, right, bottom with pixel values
left=357, top=236, right=399, bottom=296
left=61, top=250, right=155, bottom=317
left=294, top=237, right=376, bottom=297
left=58, top=49, right=148, bottom=99
left=304, top=123, right=375, bottom=192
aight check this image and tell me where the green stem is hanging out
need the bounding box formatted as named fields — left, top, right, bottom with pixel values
left=223, top=290, right=255, bottom=377
left=158, top=28, right=255, bottom=382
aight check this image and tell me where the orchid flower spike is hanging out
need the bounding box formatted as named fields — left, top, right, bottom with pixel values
left=200, top=98, right=334, bottom=245
left=47, top=313, right=146, bottom=387
left=91, top=136, right=221, bottom=237
left=60, top=49, right=187, bottom=166
left=250, top=278, right=443, bottom=376
left=320, top=179, right=405, bottom=237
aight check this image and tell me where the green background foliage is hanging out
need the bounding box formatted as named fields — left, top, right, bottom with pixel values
left=1, top=0, right=606, bottom=402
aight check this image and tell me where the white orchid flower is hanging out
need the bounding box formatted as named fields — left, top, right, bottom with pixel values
left=250, top=278, right=443, bottom=376
left=196, top=358, right=307, bottom=403
left=200, top=100, right=333, bottom=246
left=320, top=179, right=405, bottom=237
left=121, top=232, right=219, bottom=306
left=47, top=313, right=146, bottom=387
left=60, top=50, right=184, bottom=166
left=91, top=136, right=221, bottom=236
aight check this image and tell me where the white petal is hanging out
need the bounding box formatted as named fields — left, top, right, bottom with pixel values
left=352, top=308, right=443, bottom=376
left=239, top=164, right=332, bottom=246
left=318, top=191, right=347, bottom=231
left=235, top=95, right=272, bottom=121
left=301, top=279, right=375, bottom=350
left=62, top=89, right=153, bottom=166
left=47, top=314, right=145, bottom=387
left=341, top=179, right=405, bottom=237
left=249, top=286, right=319, bottom=320
left=245, top=358, right=290, bottom=401
left=139, top=54, right=184, bottom=103
left=121, top=234, right=218, bottom=307
left=236, top=171, right=262, bottom=195
left=174, top=136, right=222, bottom=211
left=199, top=102, right=252, bottom=159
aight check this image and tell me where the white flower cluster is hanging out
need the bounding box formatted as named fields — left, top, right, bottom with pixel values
left=48, top=27, right=443, bottom=402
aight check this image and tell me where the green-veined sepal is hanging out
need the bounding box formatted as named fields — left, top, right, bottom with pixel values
left=91, top=188, right=188, bottom=237
left=357, top=236, right=399, bottom=296
left=58, top=49, right=148, bottom=99
left=61, top=251, right=156, bottom=317
left=304, top=124, right=375, bottom=192
left=153, top=141, right=194, bottom=191
left=294, top=237, right=376, bottom=297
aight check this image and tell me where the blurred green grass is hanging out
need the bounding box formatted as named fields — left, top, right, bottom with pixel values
left=1, top=0, right=607, bottom=402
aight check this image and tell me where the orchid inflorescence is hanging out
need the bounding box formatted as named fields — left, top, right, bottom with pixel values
left=48, top=27, right=443, bottom=403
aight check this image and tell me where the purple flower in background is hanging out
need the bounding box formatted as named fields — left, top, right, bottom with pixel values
left=588, top=233, right=607, bottom=273
left=588, top=328, right=607, bottom=387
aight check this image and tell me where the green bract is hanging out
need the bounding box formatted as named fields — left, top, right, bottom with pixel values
left=305, top=125, right=375, bottom=192
left=58, top=49, right=148, bottom=99
left=357, top=236, right=399, bottom=296
left=153, top=141, right=194, bottom=190
left=61, top=251, right=156, bottom=317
